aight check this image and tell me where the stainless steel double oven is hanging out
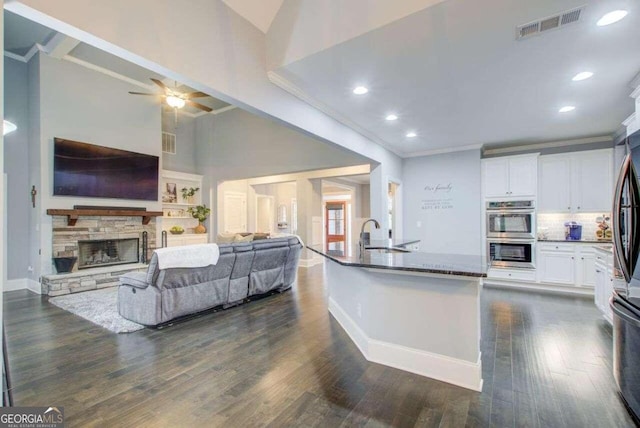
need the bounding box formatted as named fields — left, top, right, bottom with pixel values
left=486, top=200, right=536, bottom=269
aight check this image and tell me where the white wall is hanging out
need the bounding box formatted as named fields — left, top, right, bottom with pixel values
left=31, top=52, right=162, bottom=278
left=4, top=58, right=30, bottom=281
left=402, top=149, right=482, bottom=256
left=162, top=110, right=197, bottom=174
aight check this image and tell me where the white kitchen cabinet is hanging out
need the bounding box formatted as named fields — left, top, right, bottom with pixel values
left=538, top=248, right=575, bottom=285
left=537, top=242, right=609, bottom=287
left=538, top=149, right=613, bottom=213
left=572, top=151, right=614, bottom=212
left=577, top=247, right=596, bottom=287
left=594, top=247, right=614, bottom=323
left=483, top=154, right=538, bottom=198
left=538, top=156, right=572, bottom=212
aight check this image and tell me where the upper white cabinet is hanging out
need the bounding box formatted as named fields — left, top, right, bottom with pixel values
left=538, top=149, right=613, bottom=213
left=483, top=154, right=538, bottom=198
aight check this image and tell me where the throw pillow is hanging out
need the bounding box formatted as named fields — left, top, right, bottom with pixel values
left=216, top=233, right=236, bottom=244
left=234, top=233, right=254, bottom=242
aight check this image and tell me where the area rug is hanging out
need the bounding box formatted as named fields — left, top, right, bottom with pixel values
left=49, top=287, right=144, bottom=333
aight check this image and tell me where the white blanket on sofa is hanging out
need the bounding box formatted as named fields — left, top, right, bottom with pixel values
left=155, top=244, right=220, bottom=270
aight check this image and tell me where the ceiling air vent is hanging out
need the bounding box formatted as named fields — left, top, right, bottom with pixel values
left=162, top=132, right=176, bottom=154
left=517, top=6, right=584, bottom=40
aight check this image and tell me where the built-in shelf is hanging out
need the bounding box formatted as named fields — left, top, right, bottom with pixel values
left=47, top=209, right=163, bottom=226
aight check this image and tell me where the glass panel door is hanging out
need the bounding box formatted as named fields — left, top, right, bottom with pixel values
left=326, top=201, right=347, bottom=252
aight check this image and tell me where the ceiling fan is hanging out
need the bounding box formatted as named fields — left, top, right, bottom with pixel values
left=129, top=78, right=213, bottom=112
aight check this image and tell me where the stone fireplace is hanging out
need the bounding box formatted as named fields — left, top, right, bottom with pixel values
left=42, top=214, right=157, bottom=295
left=78, top=238, right=140, bottom=269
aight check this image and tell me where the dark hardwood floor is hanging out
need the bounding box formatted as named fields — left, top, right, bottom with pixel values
left=3, top=265, right=636, bottom=427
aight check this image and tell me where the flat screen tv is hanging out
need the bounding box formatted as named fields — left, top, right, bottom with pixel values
left=53, top=138, right=159, bottom=201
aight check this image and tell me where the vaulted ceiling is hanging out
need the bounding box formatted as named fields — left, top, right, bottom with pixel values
left=3, top=10, right=231, bottom=117
left=259, top=0, right=640, bottom=156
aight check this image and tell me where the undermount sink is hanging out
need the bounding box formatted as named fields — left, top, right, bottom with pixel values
left=364, top=246, right=411, bottom=254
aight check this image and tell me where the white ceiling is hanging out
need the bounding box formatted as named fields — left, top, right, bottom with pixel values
left=222, top=0, right=284, bottom=33
left=270, top=0, right=640, bottom=156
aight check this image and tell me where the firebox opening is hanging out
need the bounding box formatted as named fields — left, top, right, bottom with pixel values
left=77, top=238, right=139, bottom=269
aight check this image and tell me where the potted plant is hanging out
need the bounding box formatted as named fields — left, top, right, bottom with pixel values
left=181, top=187, right=199, bottom=204
left=187, top=204, right=211, bottom=234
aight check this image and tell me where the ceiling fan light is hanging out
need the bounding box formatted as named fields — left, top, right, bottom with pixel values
left=166, top=95, right=186, bottom=109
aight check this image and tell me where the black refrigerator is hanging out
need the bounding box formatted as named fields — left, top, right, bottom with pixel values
left=612, top=128, right=640, bottom=424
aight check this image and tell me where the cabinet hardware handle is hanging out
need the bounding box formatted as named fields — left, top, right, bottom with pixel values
left=581, top=257, right=584, bottom=260
left=596, top=269, right=601, bottom=273
left=572, top=257, right=574, bottom=259
left=578, top=206, right=581, bottom=210
left=568, top=207, right=571, bottom=210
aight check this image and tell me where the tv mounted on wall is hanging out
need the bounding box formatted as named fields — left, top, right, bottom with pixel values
left=53, top=138, right=159, bottom=201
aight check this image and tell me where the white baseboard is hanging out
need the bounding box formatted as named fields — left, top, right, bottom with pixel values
left=484, top=279, right=594, bottom=296
left=328, top=298, right=483, bottom=392
left=4, top=278, right=27, bottom=292
left=27, top=279, right=42, bottom=294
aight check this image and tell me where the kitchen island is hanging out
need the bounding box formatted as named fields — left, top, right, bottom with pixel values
left=308, top=240, right=487, bottom=391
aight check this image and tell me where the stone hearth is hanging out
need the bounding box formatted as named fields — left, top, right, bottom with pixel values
left=42, top=263, right=147, bottom=296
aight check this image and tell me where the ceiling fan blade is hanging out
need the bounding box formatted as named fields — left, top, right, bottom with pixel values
left=182, top=91, right=209, bottom=99
left=150, top=78, right=169, bottom=92
left=128, top=91, right=163, bottom=96
left=185, top=100, right=213, bottom=112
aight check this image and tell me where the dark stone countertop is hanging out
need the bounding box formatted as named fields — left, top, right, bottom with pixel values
left=307, top=239, right=487, bottom=278
left=537, top=239, right=613, bottom=244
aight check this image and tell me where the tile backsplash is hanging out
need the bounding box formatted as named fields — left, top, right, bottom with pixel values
left=537, top=212, right=611, bottom=240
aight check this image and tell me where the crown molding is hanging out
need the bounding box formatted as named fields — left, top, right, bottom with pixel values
left=623, top=112, right=637, bottom=127
left=4, top=50, right=27, bottom=63
left=4, top=43, right=44, bottom=63
left=404, top=144, right=483, bottom=158
left=483, top=135, right=613, bottom=156
left=631, top=85, right=640, bottom=100
left=268, top=70, right=405, bottom=158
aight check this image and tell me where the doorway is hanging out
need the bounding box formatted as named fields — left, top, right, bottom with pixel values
left=255, top=194, right=275, bottom=233
left=388, top=181, right=400, bottom=239
left=325, top=201, right=347, bottom=252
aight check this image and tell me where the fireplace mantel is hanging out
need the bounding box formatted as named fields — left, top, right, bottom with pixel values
left=46, top=209, right=163, bottom=226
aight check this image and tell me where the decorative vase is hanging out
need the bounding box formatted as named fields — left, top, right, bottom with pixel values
left=195, top=222, right=207, bottom=234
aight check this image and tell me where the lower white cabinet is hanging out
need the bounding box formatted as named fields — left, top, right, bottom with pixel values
left=539, top=248, right=575, bottom=285
left=166, top=234, right=208, bottom=247
left=594, top=247, right=614, bottom=323
left=577, top=247, right=596, bottom=287
left=537, top=242, right=609, bottom=288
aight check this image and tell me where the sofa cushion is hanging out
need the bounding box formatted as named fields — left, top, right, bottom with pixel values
left=120, top=271, right=149, bottom=289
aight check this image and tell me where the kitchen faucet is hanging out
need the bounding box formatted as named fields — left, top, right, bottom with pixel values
left=360, top=218, right=381, bottom=256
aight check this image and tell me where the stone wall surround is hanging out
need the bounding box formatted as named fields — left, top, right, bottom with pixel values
left=52, top=215, right=156, bottom=264
left=46, top=215, right=156, bottom=296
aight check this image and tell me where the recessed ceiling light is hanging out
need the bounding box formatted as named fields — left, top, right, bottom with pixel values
left=559, top=106, right=576, bottom=113
left=385, top=114, right=398, bottom=121
left=406, top=132, right=417, bottom=138
left=572, top=71, right=593, bottom=81
left=597, top=10, right=628, bottom=26
left=353, top=86, right=369, bottom=95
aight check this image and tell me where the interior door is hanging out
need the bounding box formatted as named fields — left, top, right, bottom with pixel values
left=224, top=192, right=247, bottom=233
left=326, top=201, right=347, bottom=251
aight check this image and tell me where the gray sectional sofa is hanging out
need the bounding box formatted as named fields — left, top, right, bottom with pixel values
left=117, top=236, right=302, bottom=326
